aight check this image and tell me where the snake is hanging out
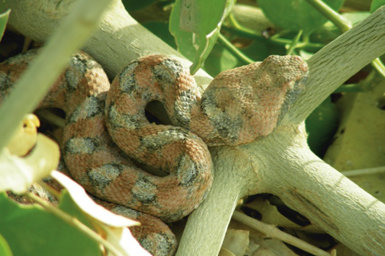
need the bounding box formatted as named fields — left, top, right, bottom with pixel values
left=0, top=49, right=308, bottom=256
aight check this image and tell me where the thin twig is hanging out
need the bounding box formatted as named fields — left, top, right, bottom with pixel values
left=222, top=25, right=324, bottom=51
left=287, top=30, right=303, bottom=55
left=304, top=0, right=352, bottom=32
left=371, top=58, right=385, bottom=78
left=342, top=166, right=385, bottom=177
left=305, top=0, right=385, bottom=78
left=217, top=33, right=255, bottom=64
left=35, top=109, right=66, bottom=128
left=232, top=211, right=331, bottom=256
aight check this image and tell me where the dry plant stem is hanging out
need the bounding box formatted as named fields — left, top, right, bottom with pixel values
left=232, top=211, right=331, bottom=256
left=0, top=0, right=112, bottom=151
left=3, top=1, right=385, bottom=255
left=25, top=192, right=123, bottom=256
left=305, top=0, right=352, bottom=31
left=343, top=166, right=385, bottom=177
left=35, top=109, right=66, bottom=128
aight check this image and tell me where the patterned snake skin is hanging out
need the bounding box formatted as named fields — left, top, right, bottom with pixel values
left=0, top=49, right=308, bottom=256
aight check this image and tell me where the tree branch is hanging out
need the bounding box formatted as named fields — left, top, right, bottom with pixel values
left=2, top=1, right=385, bottom=256
left=286, top=6, right=385, bottom=124
left=0, top=0, right=212, bottom=88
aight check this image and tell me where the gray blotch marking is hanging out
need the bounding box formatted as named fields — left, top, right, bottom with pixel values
left=140, top=233, right=175, bottom=256
left=111, top=205, right=140, bottom=219
left=68, top=96, right=104, bottom=123
left=106, top=104, right=140, bottom=129
left=65, top=57, right=87, bottom=92
left=0, top=73, right=12, bottom=94
left=65, top=137, right=98, bottom=154
left=277, top=76, right=307, bottom=123
left=140, top=128, right=188, bottom=151
left=152, top=58, right=183, bottom=85
left=201, top=92, right=242, bottom=143
left=132, top=177, right=157, bottom=204
left=173, top=89, right=198, bottom=128
left=88, top=163, right=122, bottom=190
left=119, top=61, right=138, bottom=93
left=176, top=154, right=198, bottom=187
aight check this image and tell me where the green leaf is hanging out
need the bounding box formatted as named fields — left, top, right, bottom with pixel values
left=0, top=233, right=12, bottom=256
left=311, top=12, right=370, bottom=44
left=203, top=43, right=240, bottom=76
left=0, top=9, right=10, bottom=42
left=306, top=98, right=339, bottom=157
left=258, top=0, right=344, bottom=33
left=242, top=38, right=283, bottom=60
left=122, top=0, right=157, bottom=11
left=170, top=0, right=235, bottom=74
left=143, top=21, right=177, bottom=49
left=370, top=0, right=385, bottom=12
left=58, top=190, right=94, bottom=228
left=0, top=193, right=101, bottom=256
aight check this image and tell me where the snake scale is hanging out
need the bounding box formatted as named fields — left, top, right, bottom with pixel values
left=0, top=49, right=308, bottom=256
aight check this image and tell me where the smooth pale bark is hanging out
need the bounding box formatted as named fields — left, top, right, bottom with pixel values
left=1, top=0, right=212, bottom=88
left=2, top=1, right=385, bottom=255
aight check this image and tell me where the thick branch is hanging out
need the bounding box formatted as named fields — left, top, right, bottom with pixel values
left=179, top=124, right=385, bottom=256
left=3, top=1, right=385, bottom=256
left=0, top=0, right=212, bottom=89
left=177, top=146, right=261, bottom=256
left=258, top=125, right=385, bottom=255
left=285, top=6, right=385, bottom=124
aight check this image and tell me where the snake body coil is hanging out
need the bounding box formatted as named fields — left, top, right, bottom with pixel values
left=0, top=50, right=308, bottom=256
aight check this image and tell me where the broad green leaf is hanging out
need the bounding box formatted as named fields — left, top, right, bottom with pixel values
left=258, top=0, right=344, bottom=33
left=0, top=10, right=10, bottom=42
left=122, top=0, right=157, bottom=11
left=370, top=0, right=385, bottom=12
left=170, top=0, right=235, bottom=74
left=143, top=21, right=177, bottom=49
left=242, top=38, right=281, bottom=61
left=59, top=190, right=94, bottom=227
left=203, top=43, right=240, bottom=76
left=306, top=98, right=339, bottom=157
left=0, top=233, right=12, bottom=256
left=0, top=193, right=101, bottom=256
left=311, top=12, right=370, bottom=44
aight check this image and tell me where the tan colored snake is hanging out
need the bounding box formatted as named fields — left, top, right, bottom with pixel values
left=0, top=49, right=307, bottom=256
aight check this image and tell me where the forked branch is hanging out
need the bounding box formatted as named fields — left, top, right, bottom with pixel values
left=2, top=1, right=385, bottom=255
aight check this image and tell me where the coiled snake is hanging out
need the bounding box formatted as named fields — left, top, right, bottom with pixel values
left=0, top=50, right=308, bottom=256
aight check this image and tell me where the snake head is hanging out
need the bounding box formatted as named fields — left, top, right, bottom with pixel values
left=193, top=55, right=308, bottom=146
